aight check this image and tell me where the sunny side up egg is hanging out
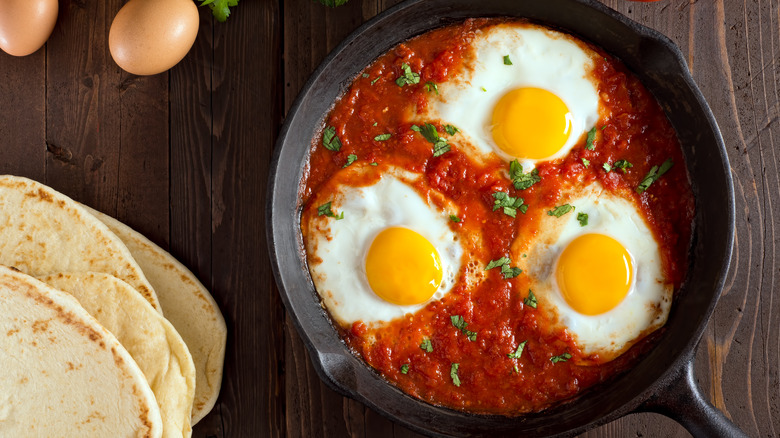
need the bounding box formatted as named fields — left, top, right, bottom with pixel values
left=425, top=23, right=601, bottom=168
left=303, top=165, right=474, bottom=328
left=516, top=184, right=672, bottom=364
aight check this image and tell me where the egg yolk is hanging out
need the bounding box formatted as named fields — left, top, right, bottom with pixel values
left=491, top=87, right=572, bottom=159
left=555, top=233, right=633, bottom=315
left=365, top=227, right=443, bottom=305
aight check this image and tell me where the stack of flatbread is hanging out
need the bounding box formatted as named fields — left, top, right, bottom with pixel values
left=0, top=175, right=227, bottom=437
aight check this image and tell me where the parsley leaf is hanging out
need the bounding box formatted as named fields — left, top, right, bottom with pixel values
left=450, top=363, right=461, bottom=387
left=503, top=55, right=513, bottom=65
left=322, top=126, right=342, bottom=151
left=362, top=73, right=369, bottom=78
left=410, top=124, right=421, bottom=132
left=370, top=76, right=381, bottom=85
left=636, top=158, right=674, bottom=193
left=582, top=158, right=590, bottom=167
left=486, top=257, right=522, bottom=279
left=485, top=257, right=510, bottom=270
left=317, top=202, right=343, bottom=220
left=481, top=86, right=487, bottom=92
left=492, top=191, right=527, bottom=217
left=547, top=204, right=574, bottom=218
left=550, top=353, right=572, bottom=364
left=425, top=81, right=439, bottom=94
left=396, top=63, right=420, bottom=87
left=603, top=162, right=612, bottom=172
left=433, top=142, right=451, bottom=157
left=343, top=154, right=357, bottom=168
left=614, top=159, right=633, bottom=173
left=414, top=123, right=451, bottom=157
left=400, top=364, right=409, bottom=374
left=450, top=315, right=477, bottom=341
left=509, top=160, right=541, bottom=190
left=507, top=340, right=527, bottom=359
left=200, top=0, right=239, bottom=22
left=370, top=162, right=378, bottom=166
left=524, top=290, right=537, bottom=308
left=585, top=127, right=597, bottom=150
left=449, top=214, right=461, bottom=223
left=445, top=125, right=460, bottom=136
left=374, top=133, right=392, bottom=141
left=312, top=0, right=349, bottom=6
left=420, top=339, right=433, bottom=353
left=577, top=212, right=588, bottom=226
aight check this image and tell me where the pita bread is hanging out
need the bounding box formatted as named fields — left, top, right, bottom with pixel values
left=86, top=208, right=226, bottom=424
left=0, top=175, right=161, bottom=312
left=42, top=272, right=196, bottom=438
left=0, top=265, right=163, bottom=437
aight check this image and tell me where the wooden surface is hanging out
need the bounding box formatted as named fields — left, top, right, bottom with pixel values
left=0, top=0, right=777, bottom=436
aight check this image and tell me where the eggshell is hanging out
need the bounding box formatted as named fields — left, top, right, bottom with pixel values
left=109, top=0, right=199, bottom=76
left=0, top=0, right=58, bottom=57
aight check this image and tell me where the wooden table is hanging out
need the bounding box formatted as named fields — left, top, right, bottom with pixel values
left=1, top=0, right=776, bottom=436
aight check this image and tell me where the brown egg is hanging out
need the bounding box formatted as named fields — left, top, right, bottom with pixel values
left=109, top=0, right=199, bottom=76
left=0, top=0, right=58, bottom=57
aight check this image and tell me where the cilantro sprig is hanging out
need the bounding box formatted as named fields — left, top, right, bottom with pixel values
left=636, top=158, right=674, bottom=193
left=550, top=353, right=572, bottom=364
left=420, top=339, right=433, bottom=353
left=577, top=212, right=588, bottom=226
left=547, top=204, right=574, bottom=218
left=523, top=290, right=537, bottom=308
left=450, top=315, right=477, bottom=341
left=450, top=363, right=461, bottom=386
left=509, top=160, right=541, bottom=190
left=322, top=126, right=342, bottom=151
left=507, top=340, right=527, bottom=359
left=317, top=201, right=343, bottom=220
left=412, top=123, right=450, bottom=157
left=486, top=257, right=522, bottom=279
left=396, top=63, right=421, bottom=87
left=492, top=191, right=527, bottom=217
left=585, top=127, right=597, bottom=150
left=313, top=0, right=349, bottom=6
left=200, top=0, right=239, bottom=22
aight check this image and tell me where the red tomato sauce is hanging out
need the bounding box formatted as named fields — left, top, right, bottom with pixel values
left=300, top=19, right=694, bottom=414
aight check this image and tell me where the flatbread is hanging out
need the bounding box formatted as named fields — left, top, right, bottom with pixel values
left=0, top=175, right=162, bottom=312
left=0, top=265, right=163, bottom=437
left=42, top=272, right=196, bottom=438
left=86, top=208, right=226, bottom=424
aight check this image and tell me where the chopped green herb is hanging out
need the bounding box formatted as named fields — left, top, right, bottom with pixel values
left=433, top=142, right=451, bottom=157
left=550, top=353, right=572, bottom=364
left=371, top=76, right=381, bottom=85
left=449, top=214, right=461, bottom=223
left=396, top=63, right=421, bottom=87
left=509, top=160, right=541, bottom=190
left=342, top=154, right=357, bottom=168
left=313, top=0, right=349, bottom=7
left=400, top=364, right=409, bottom=374
left=585, top=127, right=597, bottom=150
left=486, top=257, right=522, bottom=279
left=425, top=81, right=439, bottom=94
left=582, top=158, right=590, bottom=167
left=507, top=340, right=527, bottom=359
left=522, top=254, right=527, bottom=258
left=410, top=124, right=421, bottom=132
left=601, top=125, right=607, bottom=130
left=481, top=86, right=487, bottom=92
left=445, top=125, right=460, bottom=136
left=547, top=204, right=574, bottom=218
left=317, top=202, right=343, bottom=220
left=636, top=158, right=674, bottom=193
left=370, top=162, right=378, bottom=166
left=200, top=0, right=239, bottom=22
left=503, top=55, right=513, bottom=65
left=420, top=339, right=433, bottom=353
left=450, top=363, right=461, bottom=387
left=372, top=122, right=378, bottom=126
left=514, top=364, right=520, bottom=374
left=524, top=290, right=537, bottom=308
left=450, top=315, right=477, bottom=341
left=374, top=133, right=392, bottom=141
left=322, top=126, right=342, bottom=151
left=577, top=212, right=588, bottom=227
left=492, top=191, right=527, bottom=218
left=614, top=159, right=633, bottom=173
left=362, top=73, right=369, bottom=78
left=603, top=162, right=612, bottom=172
left=413, top=123, right=451, bottom=157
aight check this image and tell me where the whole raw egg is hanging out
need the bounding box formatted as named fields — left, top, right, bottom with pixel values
left=109, top=0, right=199, bottom=76
left=0, top=0, right=58, bottom=57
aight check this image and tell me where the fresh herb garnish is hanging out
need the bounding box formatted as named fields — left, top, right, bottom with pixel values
left=396, top=63, right=421, bottom=87
left=450, top=315, right=477, bottom=341
left=420, top=339, right=433, bottom=353
left=410, top=124, right=421, bottom=132
left=449, top=214, right=461, bottom=223
left=343, top=154, right=357, bottom=168
left=547, top=204, right=574, bottom=218
left=485, top=257, right=522, bottom=279
left=312, top=0, right=349, bottom=7
left=613, top=159, right=633, bottom=173
left=636, top=158, right=674, bottom=193
left=445, top=125, right=460, bottom=136
left=200, top=0, right=239, bottom=22
left=374, top=133, right=392, bottom=141
left=425, top=81, right=439, bottom=94
left=362, top=73, right=369, bottom=78
left=317, top=202, right=343, bottom=220
left=492, top=192, right=527, bottom=218
left=372, top=122, right=378, bottom=126
left=507, top=340, right=527, bottom=359
left=414, top=123, right=451, bottom=157
left=582, top=158, right=590, bottom=167
left=503, top=55, right=513, bottom=65
left=450, top=363, right=461, bottom=387
left=514, top=364, right=520, bottom=374
left=577, top=212, right=588, bottom=227
left=481, top=86, right=487, bottom=92
left=509, top=160, right=541, bottom=190
left=400, top=364, right=409, bottom=374
left=550, top=353, right=572, bottom=364
left=603, top=162, right=612, bottom=172
left=322, top=126, right=342, bottom=151
left=524, top=290, right=537, bottom=308
left=371, top=76, right=381, bottom=85
left=585, top=127, right=597, bottom=150
left=370, top=162, right=378, bottom=166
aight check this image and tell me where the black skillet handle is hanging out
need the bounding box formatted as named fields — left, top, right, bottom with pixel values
left=636, top=351, right=749, bottom=438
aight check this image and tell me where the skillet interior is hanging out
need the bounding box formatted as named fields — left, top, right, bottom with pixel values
left=267, top=0, right=734, bottom=436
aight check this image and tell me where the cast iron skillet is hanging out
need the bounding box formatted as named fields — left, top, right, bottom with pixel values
left=268, top=0, right=742, bottom=436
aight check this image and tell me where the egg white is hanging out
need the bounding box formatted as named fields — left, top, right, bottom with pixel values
left=518, top=184, right=671, bottom=363
left=305, top=167, right=464, bottom=328
left=425, top=23, right=601, bottom=169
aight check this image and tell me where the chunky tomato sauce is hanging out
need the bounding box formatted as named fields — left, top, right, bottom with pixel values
left=300, top=19, right=694, bottom=414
